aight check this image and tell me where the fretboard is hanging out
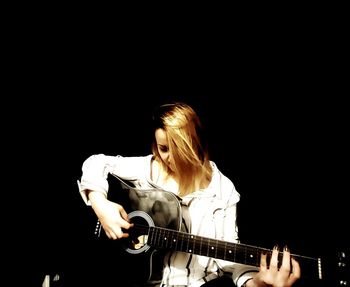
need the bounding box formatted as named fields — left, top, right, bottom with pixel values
left=144, top=225, right=322, bottom=281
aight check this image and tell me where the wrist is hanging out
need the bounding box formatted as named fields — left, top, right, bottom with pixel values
left=243, top=278, right=253, bottom=287
left=244, top=277, right=268, bottom=287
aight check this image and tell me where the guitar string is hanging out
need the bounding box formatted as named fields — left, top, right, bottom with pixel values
left=130, top=224, right=318, bottom=265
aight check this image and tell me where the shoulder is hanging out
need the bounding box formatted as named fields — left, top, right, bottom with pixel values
left=210, top=161, right=234, bottom=187
left=210, top=161, right=240, bottom=204
left=82, top=153, right=153, bottom=173
left=84, top=153, right=152, bottom=163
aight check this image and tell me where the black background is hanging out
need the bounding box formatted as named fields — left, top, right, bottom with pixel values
left=20, top=89, right=348, bottom=285
left=7, top=16, right=349, bottom=286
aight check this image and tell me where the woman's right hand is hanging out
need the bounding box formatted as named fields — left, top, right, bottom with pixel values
left=88, top=191, right=133, bottom=239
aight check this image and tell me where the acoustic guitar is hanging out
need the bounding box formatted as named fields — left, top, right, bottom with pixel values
left=90, top=175, right=348, bottom=286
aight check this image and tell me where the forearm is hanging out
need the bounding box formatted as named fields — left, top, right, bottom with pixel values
left=87, top=190, right=109, bottom=217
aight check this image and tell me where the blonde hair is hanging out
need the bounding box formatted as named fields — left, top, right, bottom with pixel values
left=152, top=102, right=212, bottom=196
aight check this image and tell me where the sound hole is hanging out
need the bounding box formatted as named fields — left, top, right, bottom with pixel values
left=123, top=210, right=154, bottom=254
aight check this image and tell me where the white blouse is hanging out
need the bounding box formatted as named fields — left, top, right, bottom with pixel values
left=77, top=154, right=258, bottom=287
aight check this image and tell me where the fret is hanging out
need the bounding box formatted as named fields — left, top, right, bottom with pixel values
left=149, top=226, right=157, bottom=247
left=154, top=228, right=161, bottom=248
left=215, top=240, right=226, bottom=260
left=158, top=227, right=162, bottom=247
left=158, top=228, right=166, bottom=248
left=178, top=233, right=187, bottom=252
left=205, top=238, right=210, bottom=257
left=179, top=231, right=184, bottom=252
left=234, top=243, right=246, bottom=265
left=293, top=253, right=320, bottom=280
left=162, top=229, right=169, bottom=249
left=168, top=230, right=173, bottom=249
left=223, top=242, right=236, bottom=262
left=245, top=246, right=260, bottom=266
left=168, top=229, right=178, bottom=250
left=176, top=232, right=186, bottom=252
left=206, top=238, right=217, bottom=258
left=148, top=226, right=155, bottom=246
left=191, top=234, right=196, bottom=254
left=256, top=247, right=261, bottom=267
left=187, top=234, right=194, bottom=253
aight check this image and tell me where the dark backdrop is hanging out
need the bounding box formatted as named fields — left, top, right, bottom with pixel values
left=18, top=90, right=348, bottom=285
left=10, top=38, right=348, bottom=285
left=5, top=9, right=349, bottom=286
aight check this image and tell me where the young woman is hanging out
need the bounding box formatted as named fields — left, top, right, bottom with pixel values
left=77, top=102, right=300, bottom=287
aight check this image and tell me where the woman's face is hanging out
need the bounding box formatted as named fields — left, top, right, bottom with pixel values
left=155, top=128, right=174, bottom=171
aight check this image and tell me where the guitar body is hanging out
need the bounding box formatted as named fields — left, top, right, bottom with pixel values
left=94, top=175, right=182, bottom=285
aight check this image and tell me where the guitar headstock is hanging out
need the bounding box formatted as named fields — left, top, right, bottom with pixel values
left=335, top=249, right=349, bottom=287
left=303, top=248, right=350, bottom=287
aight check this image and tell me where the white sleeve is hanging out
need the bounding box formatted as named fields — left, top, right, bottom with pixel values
left=77, top=154, right=115, bottom=205
left=77, top=154, right=152, bottom=205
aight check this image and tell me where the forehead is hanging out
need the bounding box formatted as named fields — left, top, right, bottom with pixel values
left=155, top=128, right=168, bottom=145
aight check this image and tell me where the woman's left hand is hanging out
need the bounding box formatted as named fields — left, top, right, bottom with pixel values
left=247, top=245, right=301, bottom=287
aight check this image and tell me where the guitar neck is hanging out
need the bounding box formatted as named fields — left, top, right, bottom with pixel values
left=145, top=225, right=322, bottom=281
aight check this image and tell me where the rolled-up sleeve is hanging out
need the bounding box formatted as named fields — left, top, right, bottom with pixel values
left=77, top=154, right=117, bottom=205
left=77, top=154, right=153, bottom=205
